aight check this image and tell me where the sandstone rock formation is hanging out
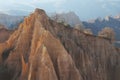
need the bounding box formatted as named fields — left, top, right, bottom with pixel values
left=0, top=8, right=119, bottom=80
left=0, top=25, right=13, bottom=43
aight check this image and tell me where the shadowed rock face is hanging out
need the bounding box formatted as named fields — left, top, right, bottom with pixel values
left=0, top=8, right=119, bottom=80
left=0, top=26, right=13, bottom=43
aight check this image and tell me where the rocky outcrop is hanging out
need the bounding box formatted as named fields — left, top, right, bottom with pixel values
left=0, top=26, right=13, bottom=43
left=0, top=9, right=81, bottom=80
left=0, top=8, right=119, bottom=80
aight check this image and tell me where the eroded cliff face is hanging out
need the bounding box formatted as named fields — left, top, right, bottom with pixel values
left=0, top=27, right=13, bottom=43
left=48, top=21, right=120, bottom=80
left=0, top=8, right=119, bottom=80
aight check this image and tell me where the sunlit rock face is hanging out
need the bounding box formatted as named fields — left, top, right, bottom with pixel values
left=0, top=8, right=119, bottom=80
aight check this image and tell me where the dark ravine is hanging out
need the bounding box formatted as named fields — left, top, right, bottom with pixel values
left=0, top=8, right=119, bottom=80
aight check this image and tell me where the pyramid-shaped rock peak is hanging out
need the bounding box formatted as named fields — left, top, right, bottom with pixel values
left=33, top=8, right=49, bottom=20
left=21, top=8, right=51, bottom=32
left=0, top=8, right=120, bottom=80
left=34, top=8, right=46, bottom=14
left=0, top=8, right=81, bottom=80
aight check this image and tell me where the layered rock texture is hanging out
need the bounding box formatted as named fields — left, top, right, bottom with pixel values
left=0, top=8, right=119, bottom=80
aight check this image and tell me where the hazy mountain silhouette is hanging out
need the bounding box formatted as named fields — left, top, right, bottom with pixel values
left=83, top=15, right=120, bottom=41
left=0, top=13, right=24, bottom=29
left=50, top=11, right=83, bottom=27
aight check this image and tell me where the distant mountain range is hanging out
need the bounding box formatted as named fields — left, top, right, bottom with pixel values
left=50, top=11, right=83, bottom=27
left=6, top=10, right=30, bottom=16
left=83, top=15, right=120, bottom=41
left=0, top=11, right=120, bottom=42
left=0, top=11, right=83, bottom=29
left=0, top=13, right=24, bottom=29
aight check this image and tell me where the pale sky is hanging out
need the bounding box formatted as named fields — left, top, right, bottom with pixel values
left=0, top=0, right=120, bottom=20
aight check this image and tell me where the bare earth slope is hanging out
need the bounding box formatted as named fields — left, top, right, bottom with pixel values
left=0, top=9, right=119, bottom=80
